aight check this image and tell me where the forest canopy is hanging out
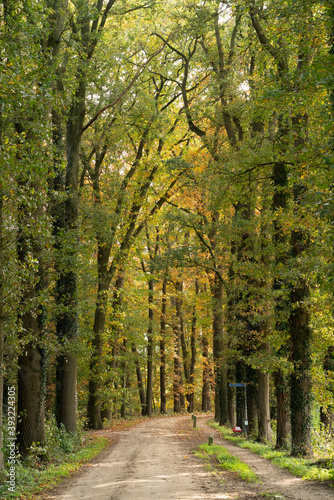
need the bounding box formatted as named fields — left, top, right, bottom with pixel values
left=0, top=0, right=334, bottom=470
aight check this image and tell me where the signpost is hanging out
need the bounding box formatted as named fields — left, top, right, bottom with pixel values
left=229, top=382, right=249, bottom=437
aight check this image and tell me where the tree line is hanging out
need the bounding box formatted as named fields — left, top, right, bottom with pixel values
left=0, top=0, right=334, bottom=468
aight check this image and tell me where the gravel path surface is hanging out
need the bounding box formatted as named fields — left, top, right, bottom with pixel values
left=42, top=415, right=334, bottom=500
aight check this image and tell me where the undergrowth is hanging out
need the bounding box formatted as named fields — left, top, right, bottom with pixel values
left=0, top=417, right=111, bottom=499
left=209, top=421, right=334, bottom=485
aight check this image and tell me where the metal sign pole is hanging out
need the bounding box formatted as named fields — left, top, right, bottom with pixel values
left=229, top=382, right=248, bottom=436
left=244, top=383, right=249, bottom=438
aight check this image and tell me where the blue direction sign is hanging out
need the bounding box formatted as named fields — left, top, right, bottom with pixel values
left=229, top=383, right=246, bottom=387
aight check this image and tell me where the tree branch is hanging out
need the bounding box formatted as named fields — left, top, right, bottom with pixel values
left=249, top=1, right=288, bottom=75
left=82, top=41, right=168, bottom=133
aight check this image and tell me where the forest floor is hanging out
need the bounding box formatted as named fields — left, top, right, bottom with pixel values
left=40, top=414, right=334, bottom=500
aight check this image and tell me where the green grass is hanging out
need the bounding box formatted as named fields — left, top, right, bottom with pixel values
left=209, top=421, right=334, bottom=485
left=0, top=415, right=147, bottom=500
left=195, top=443, right=260, bottom=483
left=0, top=434, right=110, bottom=499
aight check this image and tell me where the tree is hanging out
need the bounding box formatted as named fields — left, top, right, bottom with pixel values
left=249, top=0, right=323, bottom=456
left=159, top=276, right=168, bottom=414
left=84, top=81, right=186, bottom=426
left=0, top=0, right=333, bottom=465
left=140, top=225, right=159, bottom=416
left=0, top=0, right=58, bottom=454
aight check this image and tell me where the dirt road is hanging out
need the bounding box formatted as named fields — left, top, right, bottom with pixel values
left=46, top=415, right=334, bottom=500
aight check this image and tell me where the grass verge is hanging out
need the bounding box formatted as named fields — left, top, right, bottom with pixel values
left=195, top=443, right=260, bottom=483
left=209, top=421, right=334, bottom=485
left=0, top=434, right=110, bottom=500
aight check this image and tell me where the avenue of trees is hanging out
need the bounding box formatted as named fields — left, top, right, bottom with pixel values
left=1, top=0, right=334, bottom=467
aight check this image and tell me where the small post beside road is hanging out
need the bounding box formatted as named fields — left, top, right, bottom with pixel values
left=193, top=415, right=197, bottom=428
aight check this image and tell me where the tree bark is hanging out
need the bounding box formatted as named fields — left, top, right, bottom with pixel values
left=145, top=278, right=154, bottom=416
left=257, top=185, right=272, bottom=443
left=210, top=273, right=229, bottom=426
left=120, top=339, right=130, bottom=419
left=17, top=345, right=46, bottom=454
left=272, top=156, right=291, bottom=449
left=179, top=283, right=192, bottom=411
left=160, top=278, right=167, bottom=414
left=321, top=346, right=334, bottom=435
left=55, top=71, right=86, bottom=432
left=229, top=201, right=257, bottom=430
left=289, top=112, right=312, bottom=457
left=227, top=368, right=236, bottom=427
left=257, top=350, right=272, bottom=442
left=132, top=344, right=146, bottom=414
left=289, top=275, right=312, bottom=456
left=274, top=370, right=290, bottom=450
left=100, top=272, right=124, bottom=421
left=188, top=289, right=197, bottom=413
left=172, top=287, right=184, bottom=413
left=201, top=333, right=211, bottom=412
left=235, top=361, right=246, bottom=430
left=87, top=275, right=110, bottom=429
left=0, top=118, right=4, bottom=470
left=16, top=158, right=46, bottom=455
left=247, top=367, right=258, bottom=434
left=17, top=210, right=46, bottom=454
left=289, top=185, right=312, bottom=457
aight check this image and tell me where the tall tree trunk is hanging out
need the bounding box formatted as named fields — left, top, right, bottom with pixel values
left=250, top=4, right=313, bottom=455
left=15, top=155, right=46, bottom=455
left=173, top=328, right=182, bottom=413
left=99, top=272, right=124, bottom=424
left=188, top=282, right=197, bottom=413
left=231, top=200, right=260, bottom=433
left=55, top=74, right=86, bottom=432
left=247, top=366, right=258, bottom=434
left=227, top=368, right=236, bottom=427
left=87, top=274, right=110, bottom=429
left=17, top=231, right=46, bottom=454
left=211, top=273, right=229, bottom=425
left=172, top=286, right=184, bottom=413
left=258, top=345, right=272, bottom=442
left=235, top=361, right=246, bottom=430
left=17, top=345, right=46, bottom=455
left=145, top=278, right=154, bottom=416
left=272, top=156, right=290, bottom=449
left=179, top=278, right=197, bottom=413
left=132, top=344, right=146, bottom=414
left=160, top=277, right=167, bottom=414
left=0, top=117, right=4, bottom=469
left=290, top=185, right=312, bottom=457
left=289, top=271, right=312, bottom=456
left=50, top=0, right=122, bottom=433
left=257, top=188, right=272, bottom=443
left=321, top=346, right=334, bottom=435
left=120, top=339, right=130, bottom=418
left=275, top=370, right=290, bottom=449
left=87, top=235, right=113, bottom=429
left=201, top=333, right=211, bottom=412
left=289, top=112, right=312, bottom=457
left=179, top=300, right=192, bottom=411
left=324, top=8, right=334, bottom=436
